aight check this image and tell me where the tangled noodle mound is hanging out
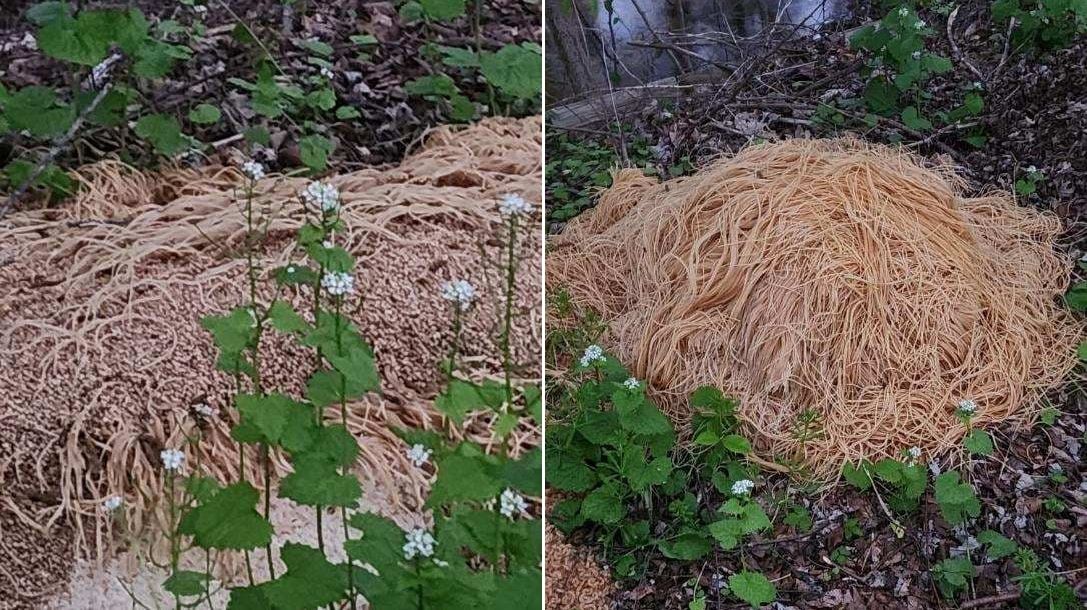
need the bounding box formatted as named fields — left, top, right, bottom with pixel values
left=550, top=138, right=1078, bottom=477
left=0, top=117, right=541, bottom=601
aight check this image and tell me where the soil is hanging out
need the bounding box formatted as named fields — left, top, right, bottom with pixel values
left=0, top=0, right=541, bottom=173
left=545, top=0, right=1087, bottom=607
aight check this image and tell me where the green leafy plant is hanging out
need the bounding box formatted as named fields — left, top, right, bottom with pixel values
left=1, top=3, right=200, bottom=197
left=544, top=128, right=655, bottom=223
left=992, top=0, right=1087, bottom=52
left=1013, top=548, right=1080, bottom=610
left=933, top=471, right=981, bottom=525
left=727, top=571, right=777, bottom=608
left=108, top=168, right=541, bottom=608
left=546, top=349, right=676, bottom=536
left=850, top=5, right=952, bottom=131
left=977, top=529, right=1018, bottom=561
left=400, top=0, right=540, bottom=121
left=931, top=557, right=974, bottom=599
left=707, top=487, right=771, bottom=550
left=842, top=457, right=927, bottom=514
left=1015, top=165, right=1045, bottom=196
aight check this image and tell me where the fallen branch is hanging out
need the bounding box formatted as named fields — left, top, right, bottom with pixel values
left=960, top=590, right=1021, bottom=608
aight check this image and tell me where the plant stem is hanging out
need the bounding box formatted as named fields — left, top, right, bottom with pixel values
left=334, top=299, right=359, bottom=610
left=243, top=179, right=276, bottom=579
left=415, top=557, right=424, bottom=610
left=168, top=473, right=180, bottom=610
left=446, top=306, right=463, bottom=382
left=499, top=215, right=519, bottom=456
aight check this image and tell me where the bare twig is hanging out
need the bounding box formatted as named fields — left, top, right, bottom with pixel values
left=960, top=590, right=1021, bottom=609
left=947, top=6, right=985, bottom=81
left=992, top=18, right=1017, bottom=78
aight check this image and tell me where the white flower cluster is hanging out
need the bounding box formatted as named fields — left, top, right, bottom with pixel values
left=192, top=4, right=207, bottom=15
left=957, top=399, right=977, bottom=416
left=406, top=444, right=432, bottom=468
left=403, top=528, right=436, bottom=560
left=623, top=377, right=640, bottom=390
left=302, top=181, right=340, bottom=214
left=498, top=193, right=532, bottom=217
left=499, top=488, right=528, bottom=520
left=731, top=479, right=755, bottom=496
left=320, top=66, right=335, bottom=80
left=914, top=19, right=926, bottom=30
left=322, top=239, right=334, bottom=249
left=194, top=403, right=216, bottom=419
left=906, top=446, right=922, bottom=460
left=241, top=160, right=265, bottom=181
left=579, top=344, right=605, bottom=368
left=103, top=495, right=123, bottom=512
left=440, top=280, right=477, bottom=310
left=321, top=271, right=354, bottom=297
left=161, top=449, right=186, bottom=472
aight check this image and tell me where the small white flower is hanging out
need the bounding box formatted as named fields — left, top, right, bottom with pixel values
left=192, top=4, right=208, bottom=15
left=914, top=19, right=926, bottom=30
left=103, top=495, right=123, bottom=512
left=440, top=279, right=477, bottom=310
left=957, top=399, right=978, bottom=416
left=240, top=160, right=265, bottom=181
left=432, top=558, right=449, bottom=567
left=402, top=528, right=436, bottom=560
left=406, top=444, right=432, bottom=468
left=906, top=446, right=922, bottom=460
left=498, top=193, right=532, bottom=217
left=971, top=81, right=983, bottom=90
left=193, top=403, right=216, bottom=419
left=499, top=488, right=528, bottom=519
left=1025, top=165, right=1039, bottom=174
left=321, top=271, right=354, bottom=297
left=301, top=181, right=340, bottom=214
left=319, top=66, right=335, bottom=80
left=898, top=7, right=909, bottom=16
left=161, top=449, right=186, bottom=472
left=911, top=51, right=921, bottom=60
left=731, top=479, right=755, bottom=496
left=623, top=377, right=640, bottom=390
left=287, top=265, right=296, bottom=273
left=322, top=239, right=334, bottom=249
left=579, top=344, right=605, bottom=368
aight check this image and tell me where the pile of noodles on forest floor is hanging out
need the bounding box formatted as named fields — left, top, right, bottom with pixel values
left=549, top=137, right=1079, bottom=479
left=0, top=116, right=543, bottom=600
left=544, top=490, right=615, bottom=610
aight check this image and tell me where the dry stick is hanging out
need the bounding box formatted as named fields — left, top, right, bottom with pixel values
left=0, top=84, right=112, bottom=220
left=960, top=590, right=1021, bottom=609
left=946, top=6, right=985, bottom=81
